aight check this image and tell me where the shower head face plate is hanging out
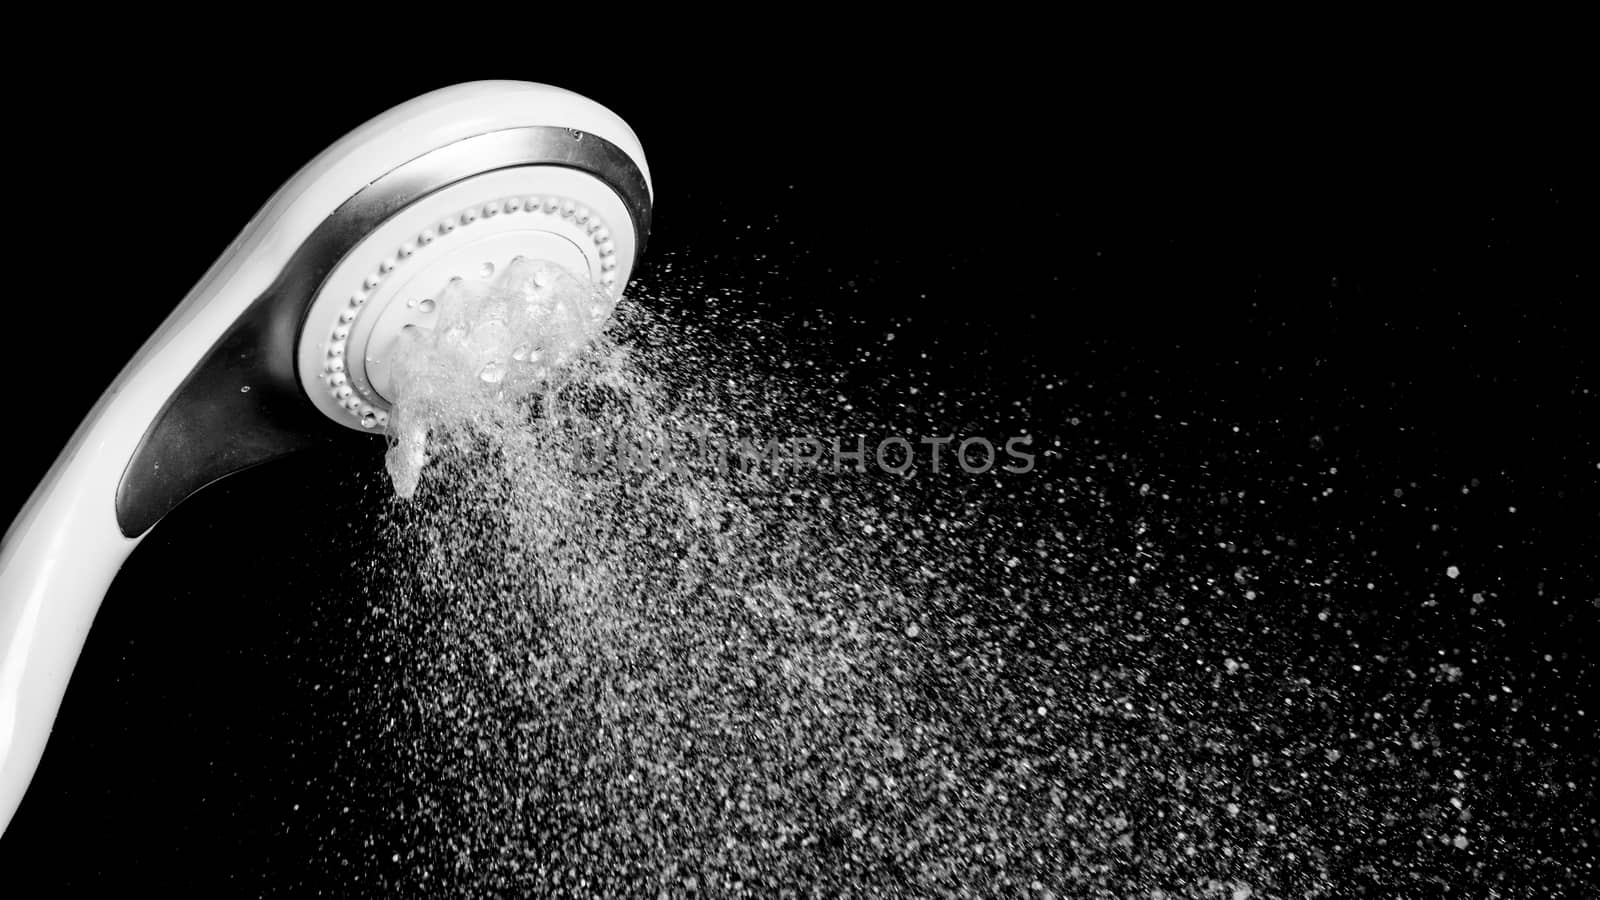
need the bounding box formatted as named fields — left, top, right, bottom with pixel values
left=297, top=165, right=636, bottom=431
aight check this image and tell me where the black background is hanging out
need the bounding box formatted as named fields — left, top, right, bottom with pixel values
left=0, top=43, right=1592, bottom=894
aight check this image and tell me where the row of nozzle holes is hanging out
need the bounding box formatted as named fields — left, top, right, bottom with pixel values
left=320, top=195, right=619, bottom=429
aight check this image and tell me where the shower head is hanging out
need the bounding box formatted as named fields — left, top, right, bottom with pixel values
left=0, top=81, right=652, bottom=832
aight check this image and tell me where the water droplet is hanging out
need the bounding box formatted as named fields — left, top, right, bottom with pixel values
left=479, top=361, right=506, bottom=384
left=418, top=298, right=437, bottom=313
left=361, top=411, right=379, bottom=428
left=479, top=261, right=496, bottom=279
left=511, top=343, right=531, bottom=362
left=406, top=298, right=417, bottom=308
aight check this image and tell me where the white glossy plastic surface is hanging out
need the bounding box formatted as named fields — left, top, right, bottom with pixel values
left=0, top=81, right=649, bottom=834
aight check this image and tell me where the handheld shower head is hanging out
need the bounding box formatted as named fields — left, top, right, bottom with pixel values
left=0, top=81, right=652, bottom=832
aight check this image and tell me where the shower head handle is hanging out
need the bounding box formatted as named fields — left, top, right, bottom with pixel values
left=0, top=82, right=652, bottom=833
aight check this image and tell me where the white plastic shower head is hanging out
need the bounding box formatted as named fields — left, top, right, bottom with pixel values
left=0, top=82, right=652, bottom=833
